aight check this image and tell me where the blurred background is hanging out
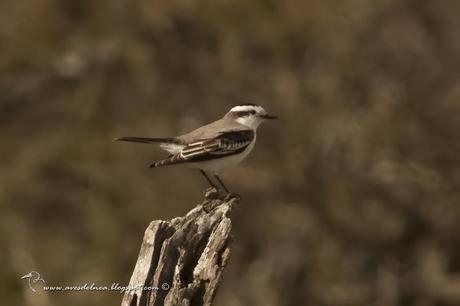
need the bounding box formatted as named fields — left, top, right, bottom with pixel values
left=1, top=0, right=460, bottom=305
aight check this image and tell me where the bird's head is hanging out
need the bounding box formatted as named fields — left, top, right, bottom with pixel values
left=225, top=103, right=277, bottom=128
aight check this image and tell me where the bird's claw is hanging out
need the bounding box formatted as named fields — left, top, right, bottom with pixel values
left=224, top=192, right=241, bottom=201
left=205, top=186, right=241, bottom=202
left=204, top=187, right=220, bottom=199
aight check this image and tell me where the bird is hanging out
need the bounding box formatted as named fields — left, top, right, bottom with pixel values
left=114, top=104, right=277, bottom=195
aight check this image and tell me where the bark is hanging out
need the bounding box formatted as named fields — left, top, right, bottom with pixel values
left=121, top=193, right=238, bottom=306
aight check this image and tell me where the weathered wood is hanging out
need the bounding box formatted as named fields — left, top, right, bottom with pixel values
left=121, top=194, right=238, bottom=306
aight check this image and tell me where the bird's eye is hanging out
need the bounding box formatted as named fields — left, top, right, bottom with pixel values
left=249, top=110, right=256, bottom=115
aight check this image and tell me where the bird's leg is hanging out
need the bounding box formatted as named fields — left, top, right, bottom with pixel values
left=214, top=174, right=241, bottom=201
left=214, top=174, right=230, bottom=194
left=200, top=170, right=216, bottom=188
left=200, top=170, right=221, bottom=199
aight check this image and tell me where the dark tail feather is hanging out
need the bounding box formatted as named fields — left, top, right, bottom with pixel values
left=149, top=154, right=186, bottom=168
left=114, top=136, right=178, bottom=144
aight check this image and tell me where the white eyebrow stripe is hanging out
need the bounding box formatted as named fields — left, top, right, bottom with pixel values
left=230, top=105, right=263, bottom=113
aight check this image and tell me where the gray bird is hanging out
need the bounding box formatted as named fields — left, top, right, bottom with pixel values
left=115, top=104, right=277, bottom=194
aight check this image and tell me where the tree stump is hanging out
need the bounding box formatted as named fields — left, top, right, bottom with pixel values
left=121, top=193, right=238, bottom=306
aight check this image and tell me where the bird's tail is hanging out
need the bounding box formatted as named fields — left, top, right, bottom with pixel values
left=149, top=154, right=186, bottom=168
left=114, top=136, right=178, bottom=144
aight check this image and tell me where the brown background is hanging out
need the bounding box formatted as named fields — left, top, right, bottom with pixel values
left=1, top=1, right=460, bottom=305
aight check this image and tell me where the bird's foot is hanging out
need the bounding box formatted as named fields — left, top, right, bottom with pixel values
left=205, top=187, right=240, bottom=202
left=204, top=187, right=220, bottom=200
left=224, top=192, right=241, bottom=202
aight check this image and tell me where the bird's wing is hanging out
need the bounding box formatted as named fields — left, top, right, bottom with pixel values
left=177, top=117, right=249, bottom=143
left=181, top=130, right=254, bottom=162
left=149, top=130, right=254, bottom=167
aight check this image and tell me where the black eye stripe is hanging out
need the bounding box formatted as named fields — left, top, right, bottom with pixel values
left=236, top=110, right=256, bottom=116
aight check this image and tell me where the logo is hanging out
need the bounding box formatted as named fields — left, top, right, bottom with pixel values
left=20, top=271, right=170, bottom=294
left=21, top=271, right=46, bottom=293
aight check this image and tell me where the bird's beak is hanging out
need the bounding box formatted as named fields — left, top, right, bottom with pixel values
left=260, top=114, right=278, bottom=120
